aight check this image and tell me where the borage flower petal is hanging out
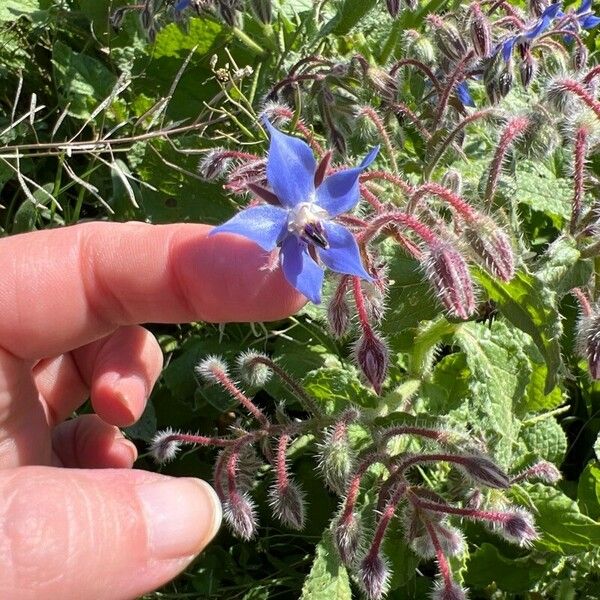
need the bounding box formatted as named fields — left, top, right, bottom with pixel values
left=280, top=236, right=325, bottom=304
left=316, top=146, right=380, bottom=216
left=265, top=120, right=316, bottom=208
left=210, top=205, right=288, bottom=251
left=318, top=222, right=372, bottom=280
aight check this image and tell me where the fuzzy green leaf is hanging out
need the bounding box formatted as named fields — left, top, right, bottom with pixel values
left=476, top=270, right=562, bottom=393
left=511, top=483, right=600, bottom=552
left=300, top=532, right=352, bottom=600
left=454, top=321, right=531, bottom=464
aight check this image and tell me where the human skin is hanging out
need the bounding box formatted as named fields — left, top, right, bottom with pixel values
left=0, top=221, right=304, bottom=600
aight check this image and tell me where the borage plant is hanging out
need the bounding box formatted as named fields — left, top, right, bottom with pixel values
left=49, top=0, right=600, bottom=596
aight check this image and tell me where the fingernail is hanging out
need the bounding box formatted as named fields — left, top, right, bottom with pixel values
left=138, top=478, right=222, bottom=560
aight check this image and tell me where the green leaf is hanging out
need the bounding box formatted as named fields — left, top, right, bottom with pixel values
left=0, top=0, right=39, bottom=22
left=511, top=483, right=600, bottom=553
left=320, top=0, right=379, bottom=36
left=300, top=531, right=351, bottom=600
left=536, top=235, right=593, bottom=298
left=123, top=400, right=157, bottom=442
left=520, top=417, right=567, bottom=465
left=454, top=321, right=531, bottom=465
left=476, top=270, right=562, bottom=393
left=519, top=344, right=564, bottom=414
left=303, top=367, right=378, bottom=413
left=52, top=41, right=118, bottom=119
left=578, top=461, right=600, bottom=521
left=382, top=249, right=439, bottom=350
left=515, top=160, right=573, bottom=221
left=465, top=543, right=546, bottom=593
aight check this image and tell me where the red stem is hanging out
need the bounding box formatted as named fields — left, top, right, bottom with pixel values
left=571, top=127, right=588, bottom=233
left=484, top=116, right=529, bottom=206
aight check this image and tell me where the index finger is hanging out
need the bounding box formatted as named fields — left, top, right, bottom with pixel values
left=0, top=222, right=305, bottom=359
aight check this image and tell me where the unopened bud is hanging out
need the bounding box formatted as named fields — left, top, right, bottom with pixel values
left=497, top=508, right=538, bottom=546
left=268, top=480, right=306, bottom=530
left=573, top=44, right=589, bottom=71
left=223, top=492, right=258, bottom=540
left=428, top=15, right=468, bottom=62
left=362, top=280, right=387, bottom=323
left=140, top=3, right=153, bottom=30
left=441, top=169, right=463, bottom=195
left=249, top=0, right=272, bottom=24
left=528, top=0, right=548, bottom=17
left=195, top=355, right=229, bottom=384
left=237, top=350, right=272, bottom=387
left=109, top=6, right=128, bottom=31
left=328, top=281, right=351, bottom=338
left=198, top=148, right=234, bottom=180
left=403, top=30, right=436, bottom=63
left=469, top=3, right=492, bottom=58
left=484, top=54, right=513, bottom=104
left=519, top=53, right=537, bottom=88
left=386, top=0, right=400, bottom=17
left=431, top=579, right=468, bottom=600
left=423, top=242, right=476, bottom=320
left=318, top=424, right=355, bottom=494
left=411, top=523, right=465, bottom=558
left=576, top=312, right=600, bottom=379
left=149, top=428, right=183, bottom=463
left=459, top=453, right=510, bottom=489
left=465, top=220, right=515, bottom=282
left=512, top=460, right=562, bottom=484
left=359, top=551, right=390, bottom=600
left=334, top=511, right=363, bottom=564
left=354, top=330, right=389, bottom=394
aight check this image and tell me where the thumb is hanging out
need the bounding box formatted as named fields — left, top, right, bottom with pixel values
left=0, top=466, right=221, bottom=600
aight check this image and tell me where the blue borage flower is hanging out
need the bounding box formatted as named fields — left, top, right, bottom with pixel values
left=558, top=0, right=600, bottom=34
left=501, top=2, right=562, bottom=61
left=174, top=0, right=192, bottom=11
left=210, top=121, right=379, bottom=304
left=456, top=81, right=476, bottom=108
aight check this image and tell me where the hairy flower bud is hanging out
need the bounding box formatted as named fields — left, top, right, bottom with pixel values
left=403, top=30, right=436, bottom=63
left=528, top=0, right=548, bottom=17
left=223, top=492, right=258, bottom=541
left=198, top=149, right=234, bottom=180
left=354, top=330, right=389, bottom=394
left=411, top=523, right=465, bottom=558
left=497, top=508, right=538, bottom=546
left=359, top=551, right=390, bottom=600
left=465, top=220, right=515, bottom=282
left=458, top=453, right=510, bottom=489
left=237, top=350, right=272, bottom=387
left=519, top=53, right=537, bottom=89
left=268, top=480, right=306, bottom=530
left=431, top=579, right=468, bottom=600
left=334, top=511, right=363, bottom=565
left=195, top=355, right=229, bottom=384
left=441, top=169, right=463, bottom=195
left=469, top=3, right=492, bottom=58
left=573, top=44, right=589, bottom=72
left=386, top=0, right=400, bottom=17
left=512, top=460, right=562, bottom=484
left=423, top=242, right=476, bottom=320
left=149, top=428, right=183, bottom=463
left=485, top=54, right=513, bottom=104
left=576, top=312, right=600, bottom=379
left=249, top=0, right=272, bottom=24
left=328, top=280, right=351, bottom=338
left=428, top=15, right=468, bottom=62
left=318, top=422, right=355, bottom=494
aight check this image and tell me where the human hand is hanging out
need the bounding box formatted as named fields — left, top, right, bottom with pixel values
left=0, top=221, right=304, bottom=600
